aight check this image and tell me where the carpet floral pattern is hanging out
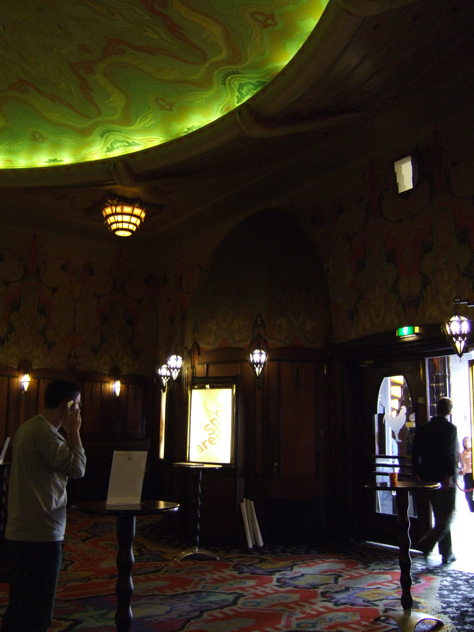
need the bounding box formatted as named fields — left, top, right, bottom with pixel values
left=0, top=511, right=470, bottom=631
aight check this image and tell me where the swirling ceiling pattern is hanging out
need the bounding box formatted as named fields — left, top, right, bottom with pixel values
left=0, top=0, right=328, bottom=169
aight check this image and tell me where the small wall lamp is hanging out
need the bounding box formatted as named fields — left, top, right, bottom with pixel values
left=443, top=297, right=473, bottom=358
left=18, top=361, right=32, bottom=393
left=113, top=380, right=121, bottom=397
left=167, top=354, right=183, bottom=381
left=158, top=363, right=171, bottom=389
left=21, top=373, right=31, bottom=392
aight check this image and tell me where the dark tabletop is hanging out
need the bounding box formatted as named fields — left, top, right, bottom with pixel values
left=367, top=480, right=441, bottom=492
left=173, top=462, right=222, bottom=469
left=71, top=500, right=179, bottom=516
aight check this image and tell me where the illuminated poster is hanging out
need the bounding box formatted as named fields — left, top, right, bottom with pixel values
left=159, top=389, right=167, bottom=460
left=188, top=387, right=234, bottom=464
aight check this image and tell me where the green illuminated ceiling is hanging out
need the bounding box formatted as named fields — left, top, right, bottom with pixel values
left=0, top=0, right=329, bottom=169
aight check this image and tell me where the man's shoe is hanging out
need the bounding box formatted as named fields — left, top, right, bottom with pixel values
left=416, top=546, right=430, bottom=562
left=441, top=554, right=456, bottom=564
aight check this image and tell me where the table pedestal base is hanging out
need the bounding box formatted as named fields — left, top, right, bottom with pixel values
left=376, top=610, right=444, bottom=632
left=176, top=547, right=219, bottom=561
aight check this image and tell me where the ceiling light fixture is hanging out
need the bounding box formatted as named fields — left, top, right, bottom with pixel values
left=102, top=197, right=146, bottom=237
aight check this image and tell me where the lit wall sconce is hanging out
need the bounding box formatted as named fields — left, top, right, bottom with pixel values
left=18, top=361, right=32, bottom=393
left=110, top=368, right=122, bottom=397
left=158, top=363, right=171, bottom=389
left=444, top=297, right=473, bottom=358
left=394, top=154, right=418, bottom=193
left=167, top=354, right=183, bottom=381
left=249, top=314, right=269, bottom=380
left=249, top=349, right=267, bottom=377
left=102, top=197, right=146, bottom=237
left=21, top=373, right=31, bottom=392
left=113, top=380, right=121, bottom=397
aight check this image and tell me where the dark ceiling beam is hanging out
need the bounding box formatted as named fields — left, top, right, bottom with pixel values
left=235, top=104, right=361, bottom=138
left=338, top=0, right=424, bottom=17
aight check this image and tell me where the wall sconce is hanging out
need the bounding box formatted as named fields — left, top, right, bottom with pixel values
left=102, top=197, right=146, bottom=237
left=249, top=349, right=267, bottom=377
left=394, top=154, right=418, bottom=193
left=249, top=314, right=269, bottom=380
left=18, top=361, right=32, bottom=393
left=21, top=373, right=31, bottom=392
left=113, top=380, right=121, bottom=397
left=443, top=297, right=473, bottom=358
left=157, top=363, right=171, bottom=389
left=167, top=354, right=183, bottom=381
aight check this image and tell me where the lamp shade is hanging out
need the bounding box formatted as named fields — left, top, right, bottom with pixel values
left=249, top=348, right=267, bottom=377
left=167, top=354, right=183, bottom=380
left=158, top=363, right=171, bottom=388
left=102, top=199, right=146, bottom=236
left=444, top=313, right=471, bottom=357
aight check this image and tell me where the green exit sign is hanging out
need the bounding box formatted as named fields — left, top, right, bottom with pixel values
left=396, top=326, right=420, bottom=338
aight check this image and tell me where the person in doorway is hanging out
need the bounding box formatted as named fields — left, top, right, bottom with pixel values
left=459, top=436, right=474, bottom=512
left=412, top=396, right=458, bottom=564
left=1, top=379, right=86, bottom=632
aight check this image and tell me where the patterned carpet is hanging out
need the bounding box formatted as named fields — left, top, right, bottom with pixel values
left=0, top=510, right=472, bottom=631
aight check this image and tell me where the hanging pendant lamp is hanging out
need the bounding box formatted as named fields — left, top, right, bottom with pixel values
left=102, top=198, right=146, bottom=237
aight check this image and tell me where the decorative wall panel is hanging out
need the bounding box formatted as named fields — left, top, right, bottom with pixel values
left=0, top=230, right=160, bottom=375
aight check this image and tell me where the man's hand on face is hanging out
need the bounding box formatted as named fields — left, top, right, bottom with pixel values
left=61, top=399, right=82, bottom=436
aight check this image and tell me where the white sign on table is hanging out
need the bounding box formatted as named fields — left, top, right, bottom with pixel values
left=106, top=451, right=148, bottom=505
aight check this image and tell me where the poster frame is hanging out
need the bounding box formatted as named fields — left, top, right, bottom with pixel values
left=187, top=376, right=237, bottom=467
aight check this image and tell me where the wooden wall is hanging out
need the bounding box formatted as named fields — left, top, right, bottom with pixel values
left=159, top=344, right=335, bottom=545
left=0, top=365, right=154, bottom=505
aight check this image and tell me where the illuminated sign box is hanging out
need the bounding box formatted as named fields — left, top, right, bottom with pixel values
left=396, top=326, right=420, bottom=338
left=187, top=385, right=235, bottom=465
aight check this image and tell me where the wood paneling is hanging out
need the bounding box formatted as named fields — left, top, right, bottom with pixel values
left=279, top=362, right=316, bottom=479
left=166, top=347, right=328, bottom=543
left=0, top=366, right=155, bottom=504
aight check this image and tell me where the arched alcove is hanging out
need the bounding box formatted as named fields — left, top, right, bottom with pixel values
left=186, top=209, right=330, bottom=351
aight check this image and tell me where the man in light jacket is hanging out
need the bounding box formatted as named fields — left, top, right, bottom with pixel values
left=2, top=379, right=86, bottom=632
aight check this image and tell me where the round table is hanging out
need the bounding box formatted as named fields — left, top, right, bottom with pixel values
left=72, top=500, right=179, bottom=632
left=367, top=481, right=442, bottom=632
left=173, top=462, right=222, bottom=561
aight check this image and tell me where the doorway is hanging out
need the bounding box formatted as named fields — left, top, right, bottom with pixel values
left=360, top=352, right=474, bottom=555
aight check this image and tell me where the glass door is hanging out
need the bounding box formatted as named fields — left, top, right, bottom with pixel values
left=374, top=375, right=417, bottom=518
left=357, top=359, right=431, bottom=546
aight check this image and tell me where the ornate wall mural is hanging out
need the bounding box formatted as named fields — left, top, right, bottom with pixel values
left=0, top=232, right=160, bottom=374
left=313, top=129, right=474, bottom=344
left=0, top=0, right=328, bottom=168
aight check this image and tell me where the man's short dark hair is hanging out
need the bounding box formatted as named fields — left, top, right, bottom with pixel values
left=44, top=379, right=80, bottom=409
left=436, top=397, right=453, bottom=416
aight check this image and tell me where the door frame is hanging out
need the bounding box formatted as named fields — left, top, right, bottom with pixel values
left=338, top=325, right=455, bottom=546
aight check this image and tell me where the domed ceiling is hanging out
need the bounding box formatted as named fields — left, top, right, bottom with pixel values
left=0, top=0, right=328, bottom=169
